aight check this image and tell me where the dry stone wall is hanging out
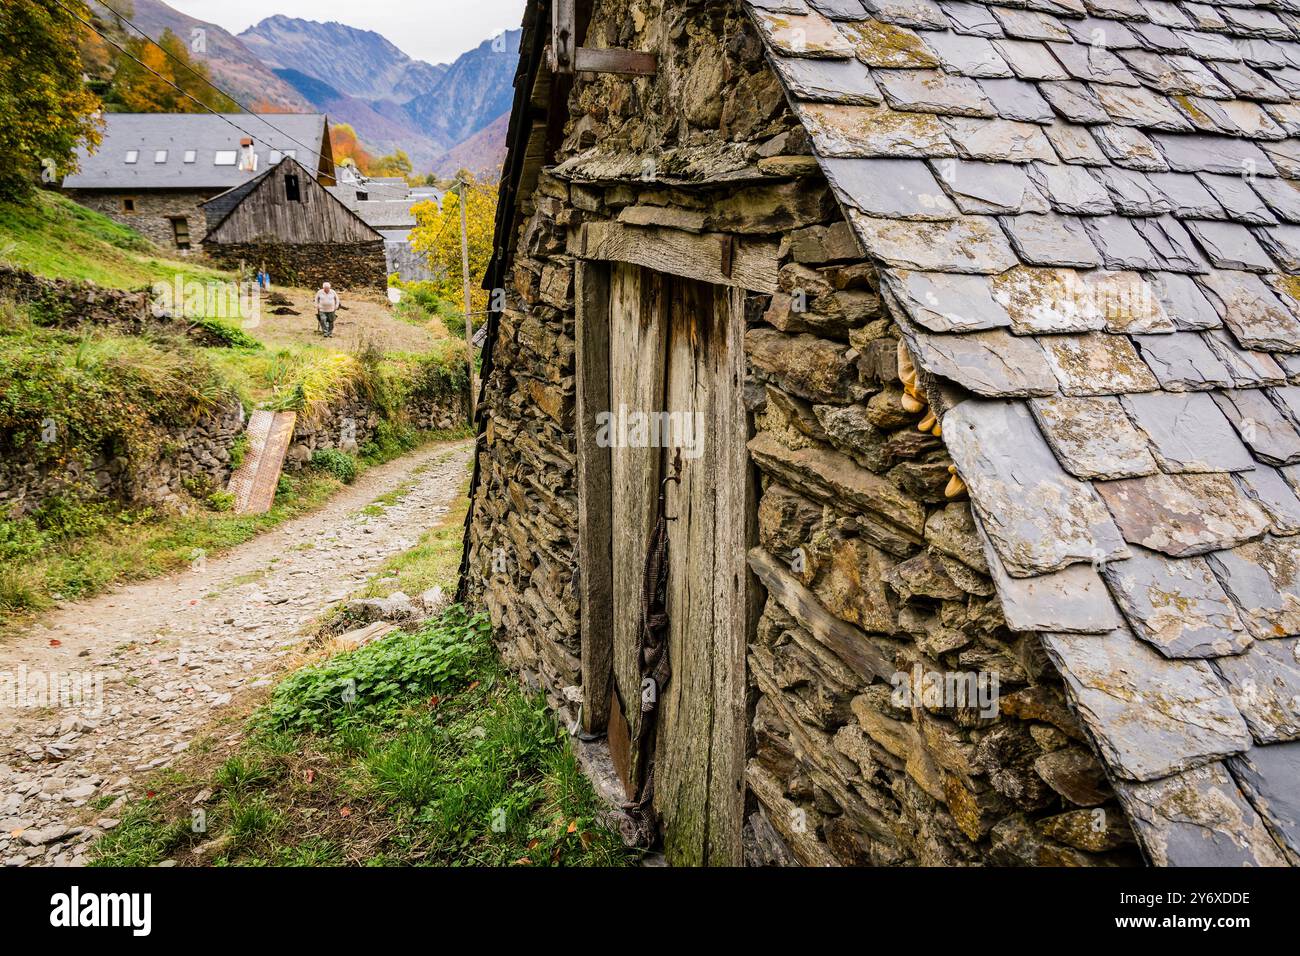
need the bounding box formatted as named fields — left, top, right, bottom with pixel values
left=202, top=241, right=388, bottom=292
left=465, top=0, right=1140, bottom=865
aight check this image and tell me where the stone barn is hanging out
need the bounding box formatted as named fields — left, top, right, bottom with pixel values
left=459, top=0, right=1300, bottom=867
left=202, top=157, right=388, bottom=291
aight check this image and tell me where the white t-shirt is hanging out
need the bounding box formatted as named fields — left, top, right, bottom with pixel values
left=315, top=289, right=340, bottom=311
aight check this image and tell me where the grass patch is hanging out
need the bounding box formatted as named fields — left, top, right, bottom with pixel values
left=0, top=191, right=232, bottom=288
left=90, top=607, right=635, bottom=868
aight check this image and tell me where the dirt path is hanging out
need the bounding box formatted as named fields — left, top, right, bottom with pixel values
left=0, top=439, right=473, bottom=867
left=251, top=286, right=437, bottom=353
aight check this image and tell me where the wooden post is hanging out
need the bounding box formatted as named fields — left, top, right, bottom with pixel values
left=457, top=178, right=477, bottom=423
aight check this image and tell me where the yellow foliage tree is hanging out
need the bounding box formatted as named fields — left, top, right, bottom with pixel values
left=408, top=176, right=498, bottom=316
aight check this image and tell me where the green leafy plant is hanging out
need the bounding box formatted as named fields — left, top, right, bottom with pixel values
left=308, top=448, right=358, bottom=484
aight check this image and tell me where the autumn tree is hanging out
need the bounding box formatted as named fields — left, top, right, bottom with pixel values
left=108, top=27, right=237, bottom=113
left=0, top=0, right=103, bottom=199
left=369, top=149, right=413, bottom=180
left=330, top=123, right=374, bottom=172
left=409, top=175, right=498, bottom=315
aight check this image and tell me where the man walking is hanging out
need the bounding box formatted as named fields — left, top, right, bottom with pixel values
left=314, top=281, right=340, bottom=338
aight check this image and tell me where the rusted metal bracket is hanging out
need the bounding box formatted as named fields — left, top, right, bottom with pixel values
left=550, top=0, right=657, bottom=76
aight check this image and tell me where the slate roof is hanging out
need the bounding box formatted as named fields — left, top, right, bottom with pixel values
left=746, top=0, right=1300, bottom=866
left=61, top=113, right=331, bottom=190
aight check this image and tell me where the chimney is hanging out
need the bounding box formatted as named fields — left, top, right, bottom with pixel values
left=238, top=138, right=258, bottom=173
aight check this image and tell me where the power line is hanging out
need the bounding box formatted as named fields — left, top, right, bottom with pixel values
left=55, top=0, right=327, bottom=168
left=92, top=0, right=329, bottom=166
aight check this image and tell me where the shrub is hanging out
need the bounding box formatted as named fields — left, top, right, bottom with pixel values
left=207, top=490, right=235, bottom=512
left=262, top=605, right=490, bottom=733
left=190, top=317, right=262, bottom=350
left=308, top=448, right=357, bottom=484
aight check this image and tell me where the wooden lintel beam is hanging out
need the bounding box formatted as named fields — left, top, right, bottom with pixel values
left=574, top=47, right=657, bottom=76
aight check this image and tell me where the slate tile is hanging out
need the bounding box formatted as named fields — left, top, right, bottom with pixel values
left=1149, top=134, right=1276, bottom=176
left=1129, top=216, right=1206, bottom=272
left=1129, top=21, right=1190, bottom=55
left=1187, top=220, right=1277, bottom=272
left=1177, top=98, right=1288, bottom=141
left=1197, top=174, right=1279, bottom=226
left=1252, top=178, right=1300, bottom=224
left=975, top=517, right=1123, bottom=632
left=1207, top=535, right=1300, bottom=639
left=940, top=1, right=1003, bottom=38
left=1219, top=7, right=1292, bottom=39
left=977, top=78, right=1056, bottom=123
left=1048, top=41, right=1140, bottom=86
left=931, top=158, right=1050, bottom=214
left=1228, top=743, right=1300, bottom=863
left=1092, top=167, right=1175, bottom=216
left=796, top=101, right=956, bottom=157
left=903, top=325, right=1058, bottom=395
left=1146, top=171, right=1225, bottom=218
left=1103, top=546, right=1252, bottom=658
left=772, top=54, right=885, bottom=104
left=1041, top=629, right=1251, bottom=781
left=1235, top=466, right=1300, bottom=536
left=1091, top=83, right=1194, bottom=132
left=1266, top=139, right=1300, bottom=180
left=1118, top=49, right=1232, bottom=97
left=1131, top=333, right=1234, bottom=391
left=992, top=38, right=1071, bottom=80
left=1082, top=0, right=1144, bottom=19
left=992, top=7, right=1072, bottom=42
left=1202, top=328, right=1290, bottom=386
left=1081, top=215, right=1163, bottom=270
left=1094, top=472, right=1271, bottom=557
left=1210, top=60, right=1290, bottom=103
left=1093, top=125, right=1170, bottom=171
left=1114, top=762, right=1289, bottom=865
left=807, top=0, right=869, bottom=17
left=752, top=10, right=858, bottom=57
left=1198, top=270, right=1300, bottom=352
left=1028, top=162, right=1116, bottom=215
left=942, top=398, right=1129, bottom=575
left=847, top=210, right=1018, bottom=272
left=1151, top=271, right=1221, bottom=330
left=1265, top=103, right=1300, bottom=138
left=1273, top=385, right=1300, bottom=429
left=1031, top=394, right=1160, bottom=479
left=1216, top=639, right=1300, bottom=744
left=1041, top=330, right=1160, bottom=395
left=1043, top=121, right=1110, bottom=166
left=1182, top=2, right=1227, bottom=32
left=1002, top=213, right=1103, bottom=267
left=991, top=266, right=1113, bottom=333
left=1065, top=16, right=1141, bottom=49
left=1143, top=1, right=1192, bottom=30
left=837, top=18, right=942, bottom=67
left=884, top=269, right=1013, bottom=331
left=1255, top=225, right=1300, bottom=272
left=922, top=31, right=1013, bottom=77
left=1177, top=30, right=1244, bottom=63
left=1122, top=390, right=1257, bottom=472
left=821, top=157, right=959, bottom=218
left=1212, top=388, right=1300, bottom=466
left=874, top=69, right=997, bottom=117
left=1030, top=79, right=1110, bottom=122
left=939, top=116, right=1058, bottom=162
left=860, top=0, right=948, bottom=29
left=1090, top=271, right=1178, bottom=333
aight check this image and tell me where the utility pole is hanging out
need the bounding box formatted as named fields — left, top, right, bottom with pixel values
left=457, top=177, right=477, bottom=424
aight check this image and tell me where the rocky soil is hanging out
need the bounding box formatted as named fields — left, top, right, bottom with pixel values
left=0, top=439, right=472, bottom=867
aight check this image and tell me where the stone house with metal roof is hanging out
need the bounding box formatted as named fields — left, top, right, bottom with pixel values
left=459, top=0, right=1300, bottom=866
left=327, top=174, right=446, bottom=281
left=61, top=113, right=336, bottom=251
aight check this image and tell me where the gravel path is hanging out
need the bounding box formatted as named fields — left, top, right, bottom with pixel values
left=0, top=439, right=472, bottom=867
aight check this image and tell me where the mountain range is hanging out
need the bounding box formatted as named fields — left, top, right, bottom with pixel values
left=92, top=1, right=517, bottom=177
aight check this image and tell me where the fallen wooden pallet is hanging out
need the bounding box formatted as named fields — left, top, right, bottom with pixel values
left=226, top=409, right=297, bottom=514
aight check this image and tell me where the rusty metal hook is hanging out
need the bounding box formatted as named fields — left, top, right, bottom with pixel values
left=660, top=450, right=682, bottom=520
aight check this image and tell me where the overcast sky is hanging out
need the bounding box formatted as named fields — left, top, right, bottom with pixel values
left=166, top=0, right=527, bottom=64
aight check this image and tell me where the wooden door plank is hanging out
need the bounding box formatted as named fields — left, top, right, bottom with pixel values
left=656, top=276, right=716, bottom=866
left=608, top=263, right=667, bottom=789
left=575, top=262, right=613, bottom=734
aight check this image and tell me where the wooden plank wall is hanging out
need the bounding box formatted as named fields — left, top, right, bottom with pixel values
left=205, top=160, right=378, bottom=245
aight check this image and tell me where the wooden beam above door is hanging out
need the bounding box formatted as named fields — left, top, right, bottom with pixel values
left=571, top=221, right=780, bottom=294
left=549, top=0, right=657, bottom=76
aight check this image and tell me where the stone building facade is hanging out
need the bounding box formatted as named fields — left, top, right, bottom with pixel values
left=463, top=0, right=1300, bottom=867
left=66, top=189, right=214, bottom=250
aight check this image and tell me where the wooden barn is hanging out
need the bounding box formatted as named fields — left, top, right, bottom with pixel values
left=459, top=0, right=1300, bottom=868
left=201, top=157, right=388, bottom=291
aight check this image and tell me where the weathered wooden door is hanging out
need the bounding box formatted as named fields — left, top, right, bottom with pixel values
left=589, top=262, right=748, bottom=866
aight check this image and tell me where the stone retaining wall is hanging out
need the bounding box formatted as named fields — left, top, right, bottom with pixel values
left=202, top=241, right=388, bottom=292
left=464, top=0, right=1139, bottom=866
